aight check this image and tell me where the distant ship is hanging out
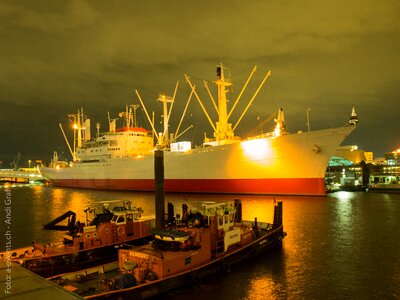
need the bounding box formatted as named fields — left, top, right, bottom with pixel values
left=369, top=174, right=400, bottom=192
left=40, top=64, right=357, bottom=196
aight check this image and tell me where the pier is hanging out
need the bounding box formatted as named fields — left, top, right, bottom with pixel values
left=0, top=261, right=82, bottom=299
left=326, top=162, right=400, bottom=192
left=0, top=169, right=44, bottom=184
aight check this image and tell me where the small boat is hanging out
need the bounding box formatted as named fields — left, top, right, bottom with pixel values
left=369, top=174, right=400, bottom=192
left=0, top=200, right=155, bottom=278
left=50, top=199, right=286, bottom=299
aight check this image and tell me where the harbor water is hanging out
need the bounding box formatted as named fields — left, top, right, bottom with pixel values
left=1, top=185, right=399, bottom=299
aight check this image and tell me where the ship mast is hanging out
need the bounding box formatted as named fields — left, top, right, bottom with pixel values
left=76, top=108, right=83, bottom=148
left=185, top=64, right=271, bottom=145
left=119, top=104, right=137, bottom=129
left=68, top=108, right=85, bottom=158
left=136, top=81, right=180, bottom=149
left=157, top=94, right=174, bottom=146
left=131, top=104, right=140, bottom=127
left=214, top=64, right=234, bottom=141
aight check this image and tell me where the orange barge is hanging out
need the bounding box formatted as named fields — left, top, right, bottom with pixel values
left=0, top=201, right=154, bottom=278
left=50, top=199, right=285, bottom=299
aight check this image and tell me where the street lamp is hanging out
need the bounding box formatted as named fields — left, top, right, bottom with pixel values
left=28, top=160, right=32, bottom=168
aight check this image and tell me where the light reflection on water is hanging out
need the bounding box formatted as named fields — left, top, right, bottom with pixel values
left=1, top=186, right=400, bottom=299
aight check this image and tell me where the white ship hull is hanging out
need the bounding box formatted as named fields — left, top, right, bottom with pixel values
left=41, top=126, right=355, bottom=196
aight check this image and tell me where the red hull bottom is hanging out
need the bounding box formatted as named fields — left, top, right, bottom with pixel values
left=50, top=178, right=326, bottom=196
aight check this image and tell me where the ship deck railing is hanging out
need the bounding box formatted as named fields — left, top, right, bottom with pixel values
left=242, top=220, right=273, bottom=230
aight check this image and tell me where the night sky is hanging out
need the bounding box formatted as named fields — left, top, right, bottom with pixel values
left=1, top=1, right=399, bottom=167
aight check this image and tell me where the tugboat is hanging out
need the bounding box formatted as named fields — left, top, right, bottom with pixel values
left=50, top=199, right=285, bottom=299
left=0, top=201, right=155, bottom=278
left=50, top=150, right=285, bottom=298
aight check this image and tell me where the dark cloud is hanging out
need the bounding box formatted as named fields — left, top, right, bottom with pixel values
left=1, top=0, right=399, bottom=166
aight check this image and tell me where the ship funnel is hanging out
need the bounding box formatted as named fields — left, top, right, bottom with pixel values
left=154, top=150, right=165, bottom=228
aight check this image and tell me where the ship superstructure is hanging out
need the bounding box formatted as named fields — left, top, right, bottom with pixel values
left=61, top=105, right=154, bottom=165
left=41, top=64, right=357, bottom=196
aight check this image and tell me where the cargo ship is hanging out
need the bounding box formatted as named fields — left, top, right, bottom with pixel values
left=41, top=64, right=357, bottom=196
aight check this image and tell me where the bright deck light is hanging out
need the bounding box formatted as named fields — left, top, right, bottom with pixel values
left=241, top=139, right=269, bottom=157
